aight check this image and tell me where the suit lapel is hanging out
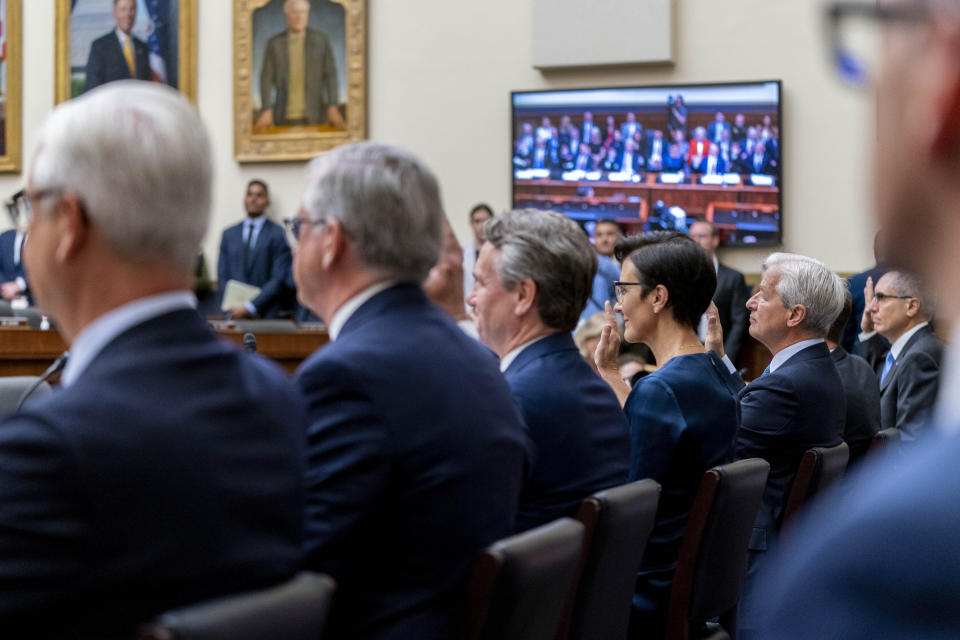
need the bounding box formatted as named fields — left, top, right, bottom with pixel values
left=880, top=326, right=932, bottom=393
left=504, top=332, right=573, bottom=375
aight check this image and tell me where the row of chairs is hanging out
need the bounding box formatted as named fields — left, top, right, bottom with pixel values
left=132, top=431, right=899, bottom=640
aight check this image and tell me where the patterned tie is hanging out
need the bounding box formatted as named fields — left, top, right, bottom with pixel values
left=880, top=351, right=895, bottom=384
left=122, top=35, right=136, bottom=77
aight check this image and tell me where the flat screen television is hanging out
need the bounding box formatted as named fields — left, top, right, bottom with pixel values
left=511, top=80, right=782, bottom=247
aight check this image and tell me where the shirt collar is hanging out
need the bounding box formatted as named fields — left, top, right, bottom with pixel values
left=61, top=290, right=197, bottom=388
left=115, top=28, right=131, bottom=44
left=768, top=338, right=824, bottom=373
left=245, top=215, right=267, bottom=232
left=500, top=334, right=551, bottom=372
left=889, top=321, right=929, bottom=360
left=328, top=281, right=397, bottom=341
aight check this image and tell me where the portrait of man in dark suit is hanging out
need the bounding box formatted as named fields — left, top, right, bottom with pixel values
left=85, top=0, right=153, bottom=92
left=254, top=0, right=346, bottom=132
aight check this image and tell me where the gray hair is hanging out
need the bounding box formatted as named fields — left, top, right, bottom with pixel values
left=886, top=270, right=933, bottom=319
left=302, top=142, right=444, bottom=282
left=762, top=252, right=845, bottom=337
left=483, top=209, right=597, bottom=332
left=28, top=81, right=212, bottom=272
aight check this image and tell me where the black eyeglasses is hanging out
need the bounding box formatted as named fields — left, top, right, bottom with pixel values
left=613, top=281, right=644, bottom=303
left=826, top=1, right=928, bottom=88
left=282, top=216, right=326, bottom=245
left=874, top=291, right=914, bottom=302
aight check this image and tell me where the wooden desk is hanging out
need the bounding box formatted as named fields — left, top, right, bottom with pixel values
left=0, top=325, right=329, bottom=377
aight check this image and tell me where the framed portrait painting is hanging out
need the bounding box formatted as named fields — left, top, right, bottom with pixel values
left=55, top=0, right=197, bottom=104
left=0, top=0, right=21, bottom=173
left=234, top=0, right=367, bottom=162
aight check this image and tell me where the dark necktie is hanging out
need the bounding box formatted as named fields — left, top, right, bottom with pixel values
left=243, top=222, right=255, bottom=280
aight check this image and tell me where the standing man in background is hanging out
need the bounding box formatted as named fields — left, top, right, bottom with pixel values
left=461, top=202, right=493, bottom=308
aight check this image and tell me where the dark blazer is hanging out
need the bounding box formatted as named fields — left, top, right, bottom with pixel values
left=296, top=284, right=530, bottom=640
left=747, top=152, right=776, bottom=175
left=0, top=230, right=29, bottom=302
left=708, top=121, right=731, bottom=142
left=862, top=327, right=943, bottom=442
left=504, top=332, right=629, bottom=533
left=753, top=429, right=960, bottom=638
left=261, top=29, right=339, bottom=125
left=85, top=31, right=152, bottom=91
left=0, top=308, right=306, bottom=638
left=714, top=263, right=749, bottom=362
left=735, top=342, right=845, bottom=549
left=627, top=352, right=740, bottom=632
left=831, top=347, right=881, bottom=463
left=217, top=218, right=293, bottom=318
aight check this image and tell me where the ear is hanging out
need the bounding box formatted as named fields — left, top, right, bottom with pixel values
left=904, top=297, right=921, bottom=319
left=53, top=195, right=89, bottom=264
left=785, top=304, right=808, bottom=329
left=319, top=218, right=346, bottom=270
left=650, top=284, right=670, bottom=314
left=513, top=278, right=537, bottom=317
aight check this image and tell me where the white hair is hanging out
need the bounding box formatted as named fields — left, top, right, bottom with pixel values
left=762, top=252, right=845, bottom=337
left=28, top=81, right=212, bottom=272
left=302, top=142, right=444, bottom=282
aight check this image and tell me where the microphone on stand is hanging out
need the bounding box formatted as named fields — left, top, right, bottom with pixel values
left=17, top=351, right=69, bottom=411
left=242, top=332, right=257, bottom=354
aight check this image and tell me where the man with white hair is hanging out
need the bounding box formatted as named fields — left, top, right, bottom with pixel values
left=255, top=0, right=345, bottom=131
left=730, top=252, right=846, bottom=637
left=290, top=142, right=530, bottom=640
left=0, top=82, right=306, bottom=636
left=467, top=209, right=628, bottom=532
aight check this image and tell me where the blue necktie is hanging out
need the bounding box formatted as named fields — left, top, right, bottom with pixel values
left=881, top=351, right=895, bottom=384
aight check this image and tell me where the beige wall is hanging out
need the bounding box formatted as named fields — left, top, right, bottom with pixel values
left=1, top=0, right=875, bottom=279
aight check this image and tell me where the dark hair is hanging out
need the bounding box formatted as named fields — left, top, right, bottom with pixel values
left=827, top=288, right=853, bottom=344
left=614, top=231, right=717, bottom=330
left=469, top=203, right=494, bottom=221
left=247, top=179, right=269, bottom=196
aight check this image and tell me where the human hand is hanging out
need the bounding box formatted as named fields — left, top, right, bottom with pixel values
left=0, top=281, right=20, bottom=300
left=704, top=301, right=725, bottom=357
left=228, top=306, right=251, bottom=320
left=861, top=277, right=875, bottom=333
left=594, top=300, right=621, bottom=375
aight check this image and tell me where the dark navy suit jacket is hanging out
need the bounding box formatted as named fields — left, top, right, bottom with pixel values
left=0, top=229, right=29, bottom=302
left=85, top=31, right=152, bottom=91
left=0, top=308, right=306, bottom=638
left=756, top=428, right=960, bottom=638
left=735, top=342, right=845, bottom=550
left=714, top=263, right=749, bottom=362
left=217, top=218, right=293, bottom=318
left=504, top=332, right=629, bottom=533
left=831, top=346, right=880, bottom=463
left=296, top=284, right=531, bottom=640
left=627, top=352, right=740, bottom=630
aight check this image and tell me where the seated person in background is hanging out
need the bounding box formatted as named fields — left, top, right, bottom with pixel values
left=689, top=220, right=749, bottom=362
left=622, top=112, right=642, bottom=142
left=594, top=232, right=740, bottom=638
left=718, top=128, right=733, bottom=164
left=687, top=127, right=710, bottom=172
left=558, top=114, right=574, bottom=148
left=292, top=142, right=530, bottom=640
left=672, top=128, right=689, bottom=158
left=217, top=179, right=294, bottom=318
left=708, top=111, right=731, bottom=143
left=646, top=129, right=666, bottom=170
left=574, top=142, right=595, bottom=171
left=574, top=311, right=607, bottom=374
left=531, top=137, right=551, bottom=170
left=747, top=141, right=776, bottom=175
left=826, top=289, right=880, bottom=465
left=701, top=143, right=727, bottom=176
left=744, top=126, right=761, bottom=154
left=0, top=227, right=29, bottom=304
left=589, top=128, right=606, bottom=166
left=423, top=215, right=477, bottom=339
left=662, top=143, right=687, bottom=172
left=536, top=116, right=553, bottom=141
left=618, top=352, right=650, bottom=386
left=728, top=252, right=846, bottom=637
left=0, top=82, right=305, bottom=636
left=468, top=209, right=628, bottom=533
left=601, top=145, right=621, bottom=172
left=728, top=141, right=748, bottom=174
left=513, top=122, right=534, bottom=165
left=731, top=112, right=747, bottom=142
left=556, top=143, right=575, bottom=171
left=608, top=129, right=625, bottom=156
left=602, top=115, right=617, bottom=145
left=859, top=270, right=943, bottom=442
left=619, top=139, right=644, bottom=174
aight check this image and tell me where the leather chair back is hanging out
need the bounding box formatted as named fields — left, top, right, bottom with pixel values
left=563, top=479, right=661, bottom=640
left=666, top=458, right=770, bottom=640
left=462, top=518, right=585, bottom=640
left=781, top=441, right=850, bottom=526
left=135, top=572, right=335, bottom=640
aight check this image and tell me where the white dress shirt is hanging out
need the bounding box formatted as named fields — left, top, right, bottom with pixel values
left=719, top=337, right=824, bottom=376
left=61, top=290, right=197, bottom=388
left=859, top=321, right=929, bottom=360
left=328, top=281, right=397, bottom=341
left=499, top=335, right=550, bottom=373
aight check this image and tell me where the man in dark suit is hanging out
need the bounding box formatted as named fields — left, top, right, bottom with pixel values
left=0, top=228, right=29, bottom=304
left=292, top=142, right=530, bottom=640
left=689, top=221, right=749, bottom=362
left=707, top=111, right=731, bottom=143
left=85, top=0, right=152, bottom=92
left=858, top=270, right=942, bottom=442
left=826, top=290, right=880, bottom=464
left=0, top=82, right=305, bottom=638
left=217, top=180, right=294, bottom=319
left=732, top=253, right=846, bottom=637
left=467, top=209, right=629, bottom=532
left=645, top=129, right=667, bottom=170
left=747, top=141, right=777, bottom=175
left=255, top=0, right=344, bottom=131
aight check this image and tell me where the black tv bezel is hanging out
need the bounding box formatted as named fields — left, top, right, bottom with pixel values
left=509, top=79, right=784, bottom=248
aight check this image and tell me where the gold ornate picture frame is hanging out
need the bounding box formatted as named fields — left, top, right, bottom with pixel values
left=55, top=0, right=197, bottom=104
left=234, top=0, right=366, bottom=162
left=0, top=0, right=22, bottom=173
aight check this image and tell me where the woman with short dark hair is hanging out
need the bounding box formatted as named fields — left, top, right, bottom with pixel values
left=595, top=230, right=740, bottom=638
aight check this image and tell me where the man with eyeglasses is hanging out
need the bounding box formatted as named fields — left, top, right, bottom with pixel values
left=288, top=141, right=530, bottom=640
left=0, top=82, right=306, bottom=636
left=858, top=270, right=942, bottom=441
left=755, top=2, right=960, bottom=637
